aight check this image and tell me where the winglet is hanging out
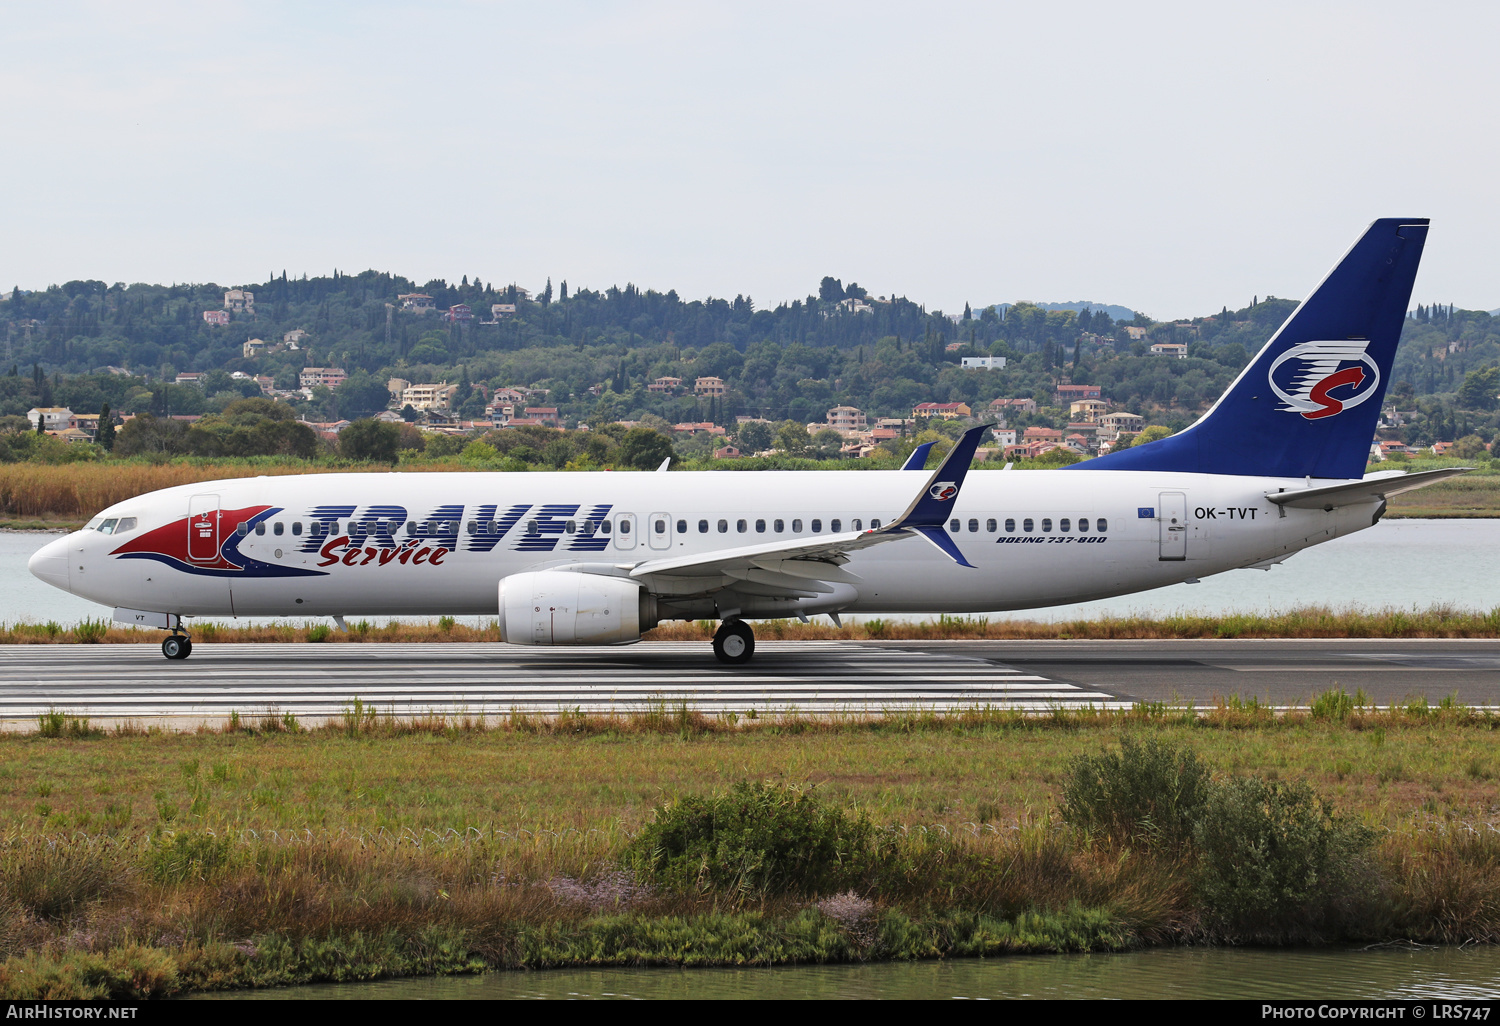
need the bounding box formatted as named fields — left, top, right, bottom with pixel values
left=900, top=441, right=935, bottom=471
left=911, top=525, right=976, bottom=568
left=881, top=425, right=987, bottom=567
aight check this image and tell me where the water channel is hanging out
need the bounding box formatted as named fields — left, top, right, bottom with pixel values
left=193, top=944, right=1500, bottom=1000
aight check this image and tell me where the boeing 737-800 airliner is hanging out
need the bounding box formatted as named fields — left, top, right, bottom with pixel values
left=28, top=219, right=1463, bottom=663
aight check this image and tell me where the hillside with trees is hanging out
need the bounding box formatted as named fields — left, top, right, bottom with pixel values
left=1, top=270, right=1497, bottom=463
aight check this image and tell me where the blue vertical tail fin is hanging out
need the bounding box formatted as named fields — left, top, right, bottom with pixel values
left=1077, top=218, right=1429, bottom=479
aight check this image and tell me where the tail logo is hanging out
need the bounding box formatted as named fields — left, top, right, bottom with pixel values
left=1268, top=340, right=1380, bottom=420
left=929, top=481, right=958, bottom=501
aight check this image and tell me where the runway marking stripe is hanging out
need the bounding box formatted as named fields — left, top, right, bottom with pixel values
left=0, top=641, right=1132, bottom=716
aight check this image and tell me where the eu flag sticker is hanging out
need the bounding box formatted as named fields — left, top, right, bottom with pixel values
left=1138, top=507, right=1155, bottom=518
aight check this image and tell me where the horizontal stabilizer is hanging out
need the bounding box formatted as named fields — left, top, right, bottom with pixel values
left=1267, top=467, right=1470, bottom=510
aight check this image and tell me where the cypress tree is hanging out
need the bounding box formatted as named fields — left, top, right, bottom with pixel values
left=97, top=403, right=115, bottom=451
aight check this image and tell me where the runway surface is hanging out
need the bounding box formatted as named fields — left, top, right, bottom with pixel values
left=3, top=637, right=1499, bottom=725
left=914, top=638, right=1500, bottom=707
left=0, top=641, right=1128, bottom=725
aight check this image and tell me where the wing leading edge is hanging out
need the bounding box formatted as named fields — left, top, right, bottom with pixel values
left=620, top=425, right=988, bottom=603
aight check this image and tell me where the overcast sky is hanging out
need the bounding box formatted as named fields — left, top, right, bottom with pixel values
left=3, top=1, right=1496, bottom=320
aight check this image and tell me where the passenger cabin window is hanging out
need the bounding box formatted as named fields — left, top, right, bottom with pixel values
left=773, top=519, right=784, bottom=533
left=292, top=522, right=303, bottom=536
left=756, top=519, right=766, bottom=533
left=1060, top=518, right=1071, bottom=532
left=698, top=519, right=709, bottom=534
left=949, top=519, right=960, bottom=533
left=830, top=519, right=841, bottom=532
left=968, top=519, right=979, bottom=533
left=870, top=519, right=881, bottom=529
left=654, top=519, right=667, bottom=534
left=1005, top=519, right=1015, bottom=532
left=851, top=519, right=862, bottom=531
left=565, top=521, right=577, bottom=534
left=1023, top=519, right=1034, bottom=532
left=256, top=523, right=266, bottom=536
left=1041, top=519, right=1052, bottom=533
left=736, top=519, right=747, bottom=533
left=237, top=522, right=249, bottom=537
left=273, top=522, right=285, bottom=536
left=811, top=519, right=822, bottom=532
left=986, top=519, right=997, bottom=532
left=718, top=519, right=728, bottom=533
left=791, top=519, right=803, bottom=533
left=1079, top=519, right=1089, bottom=532
left=676, top=519, right=687, bottom=534
left=600, top=521, right=611, bottom=534
left=618, top=519, right=630, bottom=534
left=1098, top=518, right=1108, bottom=532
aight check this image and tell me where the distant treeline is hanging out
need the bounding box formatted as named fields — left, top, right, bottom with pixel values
left=2, top=268, right=1498, bottom=448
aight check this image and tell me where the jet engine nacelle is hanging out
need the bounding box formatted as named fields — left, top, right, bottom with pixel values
left=497, top=570, right=654, bottom=646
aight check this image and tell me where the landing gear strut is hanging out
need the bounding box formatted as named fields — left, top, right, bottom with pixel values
left=712, top=619, right=755, bottom=665
left=161, top=632, right=192, bottom=660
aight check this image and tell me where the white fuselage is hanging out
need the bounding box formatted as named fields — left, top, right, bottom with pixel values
left=36, top=468, right=1377, bottom=622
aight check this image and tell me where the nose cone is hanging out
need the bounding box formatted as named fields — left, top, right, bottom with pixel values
left=28, top=536, right=71, bottom=593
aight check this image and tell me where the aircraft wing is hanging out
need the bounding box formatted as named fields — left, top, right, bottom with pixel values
left=623, top=426, right=987, bottom=601
left=1267, top=467, right=1470, bottom=510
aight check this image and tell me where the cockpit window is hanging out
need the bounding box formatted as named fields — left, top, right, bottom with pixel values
left=85, top=517, right=104, bottom=531
left=114, top=518, right=137, bottom=534
left=97, top=519, right=119, bottom=535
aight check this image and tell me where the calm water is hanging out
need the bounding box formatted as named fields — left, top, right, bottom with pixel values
left=5, top=519, right=1498, bottom=628
left=195, top=945, right=1500, bottom=1000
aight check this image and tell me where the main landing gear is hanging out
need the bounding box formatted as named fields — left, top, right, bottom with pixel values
left=713, top=619, right=755, bottom=665
left=161, top=632, right=193, bottom=660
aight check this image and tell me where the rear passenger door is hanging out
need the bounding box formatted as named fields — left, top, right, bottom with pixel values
left=1158, top=491, right=1187, bottom=561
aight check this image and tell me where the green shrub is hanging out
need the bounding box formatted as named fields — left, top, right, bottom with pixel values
left=1310, top=686, right=1366, bottom=721
left=72, top=619, right=108, bottom=643
left=35, top=710, right=101, bottom=739
left=627, top=781, right=875, bottom=897
left=143, top=832, right=236, bottom=885
left=307, top=623, right=331, bottom=643
left=1061, top=735, right=1212, bottom=848
left=1192, top=776, right=1375, bottom=938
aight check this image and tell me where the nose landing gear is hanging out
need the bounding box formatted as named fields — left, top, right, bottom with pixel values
left=712, top=619, right=755, bottom=665
left=161, top=633, right=193, bottom=660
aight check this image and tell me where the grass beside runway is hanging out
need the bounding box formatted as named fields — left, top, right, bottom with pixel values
left=8, top=604, right=1500, bottom=644
left=0, top=699, right=1497, bottom=997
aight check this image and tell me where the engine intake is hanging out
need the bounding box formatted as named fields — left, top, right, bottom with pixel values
left=498, top=570, right=654, bottom=646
